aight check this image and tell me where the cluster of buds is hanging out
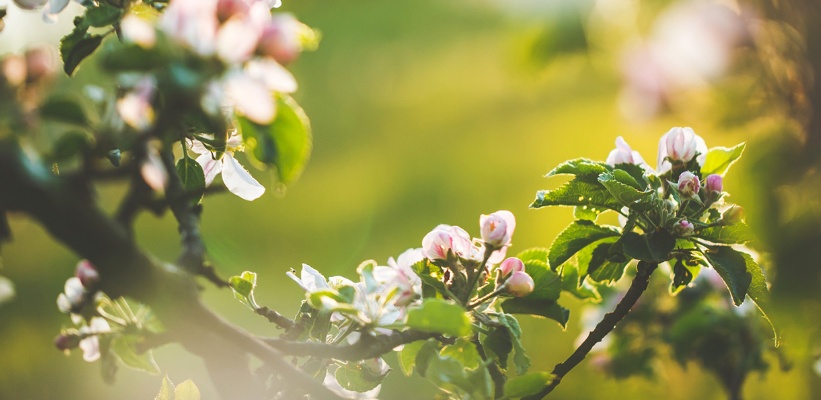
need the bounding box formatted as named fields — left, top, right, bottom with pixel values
left=497, top=257, right=534, bottom=297
left=56, top=260, right=100, bottom=314
left=54, top=317, right=111, bottom=362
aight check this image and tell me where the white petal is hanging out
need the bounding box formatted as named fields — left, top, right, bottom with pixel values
left=225, top=73, right=276, bottom=124
left=216, top=17, right=260, bottom=64
left=0, top=276, right=14, bottom=305
left=195, top=152, right=222, bottom=186
left=140, top=149, right=168, bottom=192
left=121, top=15, right=157, bottom=48
left=300, top=263, right=329, bottom=292
left=79, top=336, right=101, bottom=362
left=245, top=58, right=297, bottom=93
left=221, top=153, right=265, bottom=200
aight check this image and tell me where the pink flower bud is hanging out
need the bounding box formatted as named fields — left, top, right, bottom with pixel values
left=606, top=136, right=646, bottom=166
left=422, top=225, right=470, bottom=260
left=705, top=174, right=723, bottom=194
left=54, top=333, right=81, bottom=351
left=499, top=257, right=524, bottom=278
left=480, top=210, right=516, bottom=249
left=673, top=219, right=695, bottom=237
left=677, top=171, right=700, bottom=198
left=216, top=0, right=249, bottom=23
left=75, top=260, right=100, bottom=289
left=722, top=206, right=744, bottom=224
left=657, top=127, right=707, bottom=172
left=257, top=14, right=303, bottom=64
left=505, top=271, right=534, bottom=297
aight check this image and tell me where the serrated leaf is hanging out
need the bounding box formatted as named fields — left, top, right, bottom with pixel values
left=174, top=380, right=201, bottom=400
left=622, top=230, right=675, bottom=263
left=586, top=242, right=629, bottom=283
left=85, top=4, right=123, bottom=27
left=154, top=376, right=174, bottom=400
left=411, top=259, right=450, bottom=298
left=483, top=325, right=513, bottom=369
left=701, top=143, right=745, bottom=176
left=501, top=298, right=569, bottom=328
left=110, top=336, right=160, bottom=375
left=546, top=158, right=611, bottom=178
left=503, top=372, right=554, bottom=398
left=413, top=339, right=439, bottom=378
left=521, top=260, right=562, bottom=302
left=238, top=96, right=311, bottom=185
left=560, top=262, right=601, bottom=302
left=398, top=340, right=428, bottom=376
left=702, top=246, right=751, bottom=306
left=548, top=220, right=620, bottom=269
left=573, top=205, right=601, bottom=221
left=406, top=299, right=471, bottom=337
left=39, top=96, right=89, bottom=125
left=334, top=362, right=389, bottom=393
left=697, top=223, right=755, bottom=244
left=175, top=157, right=205, bottom=203
left=612, top=163, right=649, bottom=188
left=531, top=178, right=622, bottom=211
left=60, top=23, right=104, bottom=76
left=612, top=169, right=644, bottom=191
left=497, top=313, right=529, bottom=375
left=597, top=173, right=653, bottom=208
left=440, top=339, right=481, bottom=369
left=516, top=248, right=548, bottom=264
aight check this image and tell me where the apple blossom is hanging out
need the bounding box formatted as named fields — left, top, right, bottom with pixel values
left=190, top=131, right=265, bottom=201
left=504, top=271, right=534, bottom=297
left=606, top=136, right=646, bottom=167
left=121, top=15, right=157, bottom=49
left=374, top=248, right=423, bottom=307
left=78, top=317, right=110, bottom=362
left=116, top=77, right=155, bottom=131
left=421, top=224, right=471, bottom=261
left=705, top=174, right=723, bottom=194
left=673, top=219, right=695, bottom=237
left=75, top=260, right=100, bottom=290
left=480, top=210, right=515, bottom=249
left=676, top=171, right=700, bottom=199
left=498, top=257, right=524, bottom=278
left=56, top=277, right=85, bottom=314
left=657, top=127, right=707, bottom=172
left=722, top=205, right=745, bottom=224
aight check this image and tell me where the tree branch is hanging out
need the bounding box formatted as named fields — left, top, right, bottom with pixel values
left=256, top=306, right=296, bottom=330
left=262, top=330, right=443, bottom=361
left=523, top=261, right=659, bottom=400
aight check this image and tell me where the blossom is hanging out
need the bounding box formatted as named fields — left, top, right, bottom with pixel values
left=374, top=248, right=423, bottom=307
left=257, top=13, right=313, bottom=65
left=479, top=210, right=515, bottom=249
left=673, top=219, right=694, bottom=237
left=78, top=317, right=110, bottom=362
left=505, top=271, right=534, bottom=297
left=676, top=171, right=700, bottom=199
left=56, top=277, right=85, bottom=314
left=498, top=257, right=524, bottom=278
left=75, top=260, right=100, bottom=289
left=722, top=206, right=744, bottom=225
left=121, top=15, right=157, bottom=48
left=140, top=142, right=168, bottom=193
left=657, top=127, right=707, bottom=172
left=422, top=224, right=472, bottom=261
left=605, top=136, right=646, bottom=167
left=705, top=174, right=723, bottom=194
left=190, top=131, right=265, bottom=201
left=116, top=76, right=156, bottom=131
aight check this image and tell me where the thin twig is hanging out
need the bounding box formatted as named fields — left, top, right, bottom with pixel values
left=261, top=330, right=442, bottom=361
left=255, top=306, right=296, bottom=330
left=523, top=261, right=659, bottom=399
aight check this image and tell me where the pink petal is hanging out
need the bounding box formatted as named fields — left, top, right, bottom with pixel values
left=195, top=153, right=222, bottom=186
left=225, top=73, right=276, bottom=124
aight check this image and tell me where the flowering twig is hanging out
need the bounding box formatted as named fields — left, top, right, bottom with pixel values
left=523, top=261, right=659, bottom=399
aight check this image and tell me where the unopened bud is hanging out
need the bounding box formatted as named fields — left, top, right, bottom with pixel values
left=498, top=257, right=524, bottom=278
left=54, top=333, right=81, bottom=351
left=505, top=271, right=534, bottom=297
left=673, top=219, right=695, bottom=237
left=75, top=260, right=100, bottom=290
left=705, top=174, right=723, bottom=196
left=677, top=171, right=700, bottom=199
left=480, top=210, right=516, bottom=249
left=722, top=206, right=744, bottom=225
left=257, top=14, right=303, bottom=64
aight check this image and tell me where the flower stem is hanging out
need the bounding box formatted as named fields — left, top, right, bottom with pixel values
left=461, top=246, right=494, bottom=305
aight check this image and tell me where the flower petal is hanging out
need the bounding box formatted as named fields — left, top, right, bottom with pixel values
left=195, top=152, right=222, bottom=186
left=225, top=73, right=276, bottom=124
left=245, top=58, right=297, bottom=93
left=221, top=153, right=265, bottom=200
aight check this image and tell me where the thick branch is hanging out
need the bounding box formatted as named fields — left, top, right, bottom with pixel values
left=256, top=306, right=296, bottom=330
left=524, top=261, right=659, bottom=400
left=0, top=144, right=344, bottom=400
left=262, top=330, right=440, bottom=361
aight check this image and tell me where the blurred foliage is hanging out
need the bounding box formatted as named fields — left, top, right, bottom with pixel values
left=0, top=0, right=820, bottom=399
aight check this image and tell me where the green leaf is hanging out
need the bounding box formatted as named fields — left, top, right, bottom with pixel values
left=398, top=340, right=428, bottom=376
left=413, top=339, right=440, bottom=378
left=701, top=143, right=745, bottom=176
left=515, top=247, right=548, bottom=264
left=503, top=372, right=554, bottom=398
left=174, top=380, right=201, bottom=400
left=521, top=260, right=562, bottom=302
left=612, top=163, right=649, bottom=188
left=228, top=271, right=259, bottom=309
left=573, top=205, right=601, bottom=221
left=440, top=339, right=481, bottom=369
left=238, top=96, right=312, bottom=185
left=597, top=172, right=653, bottom=208
left=531, top=178, right=622, bottom=211
left=548, top=220, right=620, bottom=269
left=406, top=299, right=471, bottom=337
left=334, top=362, right=389, bottom=393
left=622, top=230, right=676, bottom=263
left=697, top=223, right=755, bottom=244
left=60, top=22, right=104, bottom=76
left=483, top=325, right=513, bottom=369
left=497, top=313, right=530, bottom=375
left=100, top=43, right=169, bottom=72
left=612, top=169, right=644, bottom=191
left=39, top=96, right=89, bottom=125
left=175, top=157, right=206, bottom=203
left=85, top=4, right=123, bottom=27
left=670, top=257, right=700, bottom=295
left=586, top=242, right=629, bottom=283
left=154, top=376, right=174, bottom=400
left=110, top=336, right=160, bottom=375
left=411, top=259, right=450, bottom=298
left=559, top=262, right=601, bottom=302
left=501, top=298, right=569, bottom=329
left=546, top=158, right=611, bottom=179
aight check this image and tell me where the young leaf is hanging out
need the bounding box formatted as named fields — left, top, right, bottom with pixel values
left=497, top=313, right=530, bottom=375
left=531, top=178, right=622, bottom=211
left=701, top=143, right=745, bottom=176
left=334, top=362, right=389, bottom=393
left=110, top=336, right=160, bottom=375
left=586, top=242, right=629, bottom=283
left=560, top=262, right=601, bottom=302
left=39, top=96, right=89, bottom=126
left=85, top=4, right=123, bottom=27
left=398, top=340, right=428, bottom=376
left=60, top=20, right=104, bottom=76
left=501, top=298, right=569, bottom=329
left=697, top=223, right=755, bottom=244
left=483, top=325, right=513, bottom=369
left=238, top=96, right=312, bottom=185
left=548, top=220, right=620, bottom=269
left=154, top=376, right=174, bottom=400
left=622, top=230, right=675, bottom=263
left=503, top=372, right=554, bottom=398
left=175, top=157, right=206, bottom=204
left=597, top=173, right=653, bottom=208
left=406, top=299, right=471, bottom=337
left=612, top=169, right=644, bottom=191
left=174, top=380, right=201, bottom=400
left=546, top=158, right=611, bottom=179
left=228, top=271, right=259, bottom=309
left=440, top=339, right=481, bottom=369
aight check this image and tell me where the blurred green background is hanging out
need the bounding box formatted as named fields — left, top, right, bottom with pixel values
left=1, top=0, right=819, bottom=398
